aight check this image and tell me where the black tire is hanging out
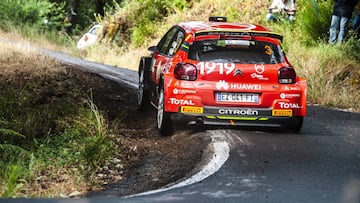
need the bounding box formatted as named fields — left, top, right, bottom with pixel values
left=157, top=88, right=173, bottom=136
left=137, top=67, right=150, bottom=111
left=284, top=116, right=304, bottom=133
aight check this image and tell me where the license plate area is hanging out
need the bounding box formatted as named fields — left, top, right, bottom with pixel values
left=216, top=92, right=259, bottom=103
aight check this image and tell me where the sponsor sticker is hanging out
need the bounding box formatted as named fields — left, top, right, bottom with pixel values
left=278, top=102, right=301, bottom=109
left=251, top=64, right=269, bottom=81
left=169, top=98, right=195, bottom=105
left=215, top=80, right=262, bottom=91
left=173, top=88, right=196, bottom=95
left=284, top=86, right=300, bottom=91
left=181, top=106, right=203, bottom=114
left=254, top=64, right=265, bottom=74
left=280, top=93, right=301, bottom=99
left=272, top=109, right=293, bottom=117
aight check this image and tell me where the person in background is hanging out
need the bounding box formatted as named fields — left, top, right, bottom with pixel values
left=353, top=1, right=360, bottom=37
left=328, top=0, right=358, bottom=44
left=266, top=0, right=296, bottom=22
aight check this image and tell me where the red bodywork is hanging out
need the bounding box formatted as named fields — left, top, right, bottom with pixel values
left=139, top=19, right=306, bottom=131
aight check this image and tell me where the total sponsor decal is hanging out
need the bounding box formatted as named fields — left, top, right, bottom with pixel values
left=216, top=80, right=262, bottom=91
left=280, top=93, right=301, bottom=99
left=278, top=102, right=301, bottom=109
left=219, top=108, right=259, bottom=116
left=169, top=98, right=195, bottom=106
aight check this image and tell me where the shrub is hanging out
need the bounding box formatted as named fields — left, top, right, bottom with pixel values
left=0, top=0, right=54, bottom=28
left=296, top=0, right=333, bottom=44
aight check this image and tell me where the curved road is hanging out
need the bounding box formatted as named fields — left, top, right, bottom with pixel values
left=2, top=44, right=360, bottom=203
left=120, top=105, right=360, bottom=203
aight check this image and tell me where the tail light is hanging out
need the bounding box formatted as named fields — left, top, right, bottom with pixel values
left=278, top=67, right=296, bottom=84
left=174, top=63, right=197, bottom=81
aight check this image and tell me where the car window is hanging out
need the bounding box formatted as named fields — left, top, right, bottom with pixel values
left=158, top=27, right=183, bottom=56
left=89, top=25, right=101, bottom=35
left=188, top=40, right=283, bottom=64
left=168, top=31, right=184, bottom=56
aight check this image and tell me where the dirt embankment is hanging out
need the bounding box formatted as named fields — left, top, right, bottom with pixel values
left=84, top=70, right=210, bottom=196
left=0, top=48, right=209, bottom=197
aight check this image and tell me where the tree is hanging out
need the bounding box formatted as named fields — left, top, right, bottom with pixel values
left=65, top=0, right=81, bottom=33
left=95, top=0, right=106, bottom=17
left=62, top=0, right=122, bottom=34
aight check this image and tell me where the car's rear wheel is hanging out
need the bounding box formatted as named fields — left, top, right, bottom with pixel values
left=157, top=87, right=173, bottom=136
left=137, top=68, right=150, bottom=111
left=284, top=116, right=304, bottom=133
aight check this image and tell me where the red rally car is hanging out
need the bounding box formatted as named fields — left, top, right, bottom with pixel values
left=137, top=17, right=307, bottom=136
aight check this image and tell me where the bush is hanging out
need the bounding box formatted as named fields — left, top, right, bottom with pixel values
left=0, top=0, right=54, bottom=28
left=342, top=38, right=360, bottom=62
left=296, top=0, right=333, bottom=44
left=106, top=0, right=190, bottom=47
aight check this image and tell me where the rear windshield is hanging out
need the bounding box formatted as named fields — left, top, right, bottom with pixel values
left=89, top=25, right=101, bottom=34
left=188, top=40, right=283, bottom=64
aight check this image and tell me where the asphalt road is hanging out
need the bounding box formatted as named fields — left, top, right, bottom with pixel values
left=115, top=105, right=360, bottom=203
left=4, top=105, right=359, bottom=203
left=2, top=44, right=360, bottom=203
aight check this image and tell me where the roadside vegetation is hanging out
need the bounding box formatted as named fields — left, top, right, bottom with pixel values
left=0, top=44, right=137, bottom=197
left=0, top=0, right=359, bottom=197
left=80, top=0, right=360, bottom=111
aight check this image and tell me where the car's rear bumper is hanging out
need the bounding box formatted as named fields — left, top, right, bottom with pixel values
left=175, top=105, right=303, bottom=127
left=163, top=78, right=307, bottom=117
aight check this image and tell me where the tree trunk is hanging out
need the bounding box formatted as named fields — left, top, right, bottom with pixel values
left=95, top=0, right=106, bottom=16
left=65, top=0, right=80, bottom=34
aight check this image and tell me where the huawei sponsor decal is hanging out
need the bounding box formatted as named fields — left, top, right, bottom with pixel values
left=216, top=80, right=262, bottom=91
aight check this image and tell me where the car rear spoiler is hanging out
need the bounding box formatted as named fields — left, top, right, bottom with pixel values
left=195, top=30, right=283, bottom=42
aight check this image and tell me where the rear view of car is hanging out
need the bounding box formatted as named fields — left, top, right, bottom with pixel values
left=138, top=17, right=307, bottom=136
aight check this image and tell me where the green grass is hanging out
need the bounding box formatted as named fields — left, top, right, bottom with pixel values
left=0, top=97, right=116, bottom=197
left=0, top=47, right=120, bottom=197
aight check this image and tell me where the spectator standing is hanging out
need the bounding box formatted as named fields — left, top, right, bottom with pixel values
left=353, top=1, right=360, bottom=37
left=266, top=0, right=296, bottom=22
left=328, top=0, right=358, bottom=44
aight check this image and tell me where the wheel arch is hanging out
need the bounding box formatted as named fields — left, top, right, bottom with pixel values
left=139, top=56, right=153, bottom=90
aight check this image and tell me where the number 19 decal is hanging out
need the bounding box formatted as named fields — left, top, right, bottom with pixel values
left=198, top=62, right=235, bottom=75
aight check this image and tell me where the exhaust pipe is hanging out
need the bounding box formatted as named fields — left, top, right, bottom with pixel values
left=196, top=117, right=204, bottom=125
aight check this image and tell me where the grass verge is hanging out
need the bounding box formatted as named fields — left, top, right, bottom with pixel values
left=0, top=43, right=127, bottom=197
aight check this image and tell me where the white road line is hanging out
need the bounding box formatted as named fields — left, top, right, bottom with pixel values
left=126, top=130, right=230, bottom=197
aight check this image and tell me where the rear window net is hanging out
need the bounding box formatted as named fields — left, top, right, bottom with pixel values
left=188, top=40, right=283, bottom=64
